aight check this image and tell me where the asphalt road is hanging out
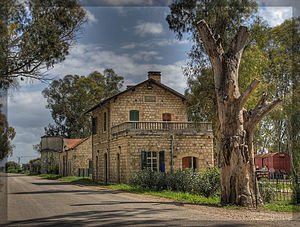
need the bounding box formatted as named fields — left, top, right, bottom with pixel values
left=1, top=174, right=298, bottom=226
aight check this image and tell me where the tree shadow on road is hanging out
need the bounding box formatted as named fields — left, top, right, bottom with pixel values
left=4, top=207, right=256, bottom=227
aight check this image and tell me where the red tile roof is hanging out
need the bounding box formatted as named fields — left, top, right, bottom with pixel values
left=64, top=138, right=85, bottom=150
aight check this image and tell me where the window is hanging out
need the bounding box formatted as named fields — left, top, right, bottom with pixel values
left=144, top=96, right=156, bottom=102
left=162, top=113, right=171, bottom=121
left=130, top=110, right=139, bottom=121
left=141, top=151, right=164, bottom=172
left=103, top=112, right=107, bottom=132
left=92, top=117, right=97, bottom=134
left=182, top=156, right=197, bottom=170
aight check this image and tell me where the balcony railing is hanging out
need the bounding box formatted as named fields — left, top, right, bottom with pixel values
left=111, top=121, right=212, bottom=135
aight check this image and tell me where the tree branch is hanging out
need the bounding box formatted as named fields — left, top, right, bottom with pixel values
left=240, top=79, right=260, bottom=108
left=247, top=94, right=282, bottom=130
left=230, top=26, right=249, bottom=58
left=196, top=20, right=224, bottom=64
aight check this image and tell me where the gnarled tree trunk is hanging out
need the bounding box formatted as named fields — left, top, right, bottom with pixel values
left=197, top=20, right=282, bottom=207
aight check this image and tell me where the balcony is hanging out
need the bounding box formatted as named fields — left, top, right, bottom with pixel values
left=111, top=121, right=212, bottom=136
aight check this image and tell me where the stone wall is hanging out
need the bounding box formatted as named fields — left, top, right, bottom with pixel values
left=110, top=82, right=187, bottom=126
left=59, top=137, right=92, bottom=177
left=91, top=77, right=214, bottom=184
left=40, top=151, right=59, bottom=174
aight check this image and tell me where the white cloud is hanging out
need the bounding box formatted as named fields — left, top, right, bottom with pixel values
left=135, top=22, right=164, bottom=37
left=258, top=7, right=293, bottom=27
left=48, top=43, right=187, bottom=94
left=121, top=43, right=137, bottom=49
left=132, top=51, right=163, bottom=62
left=85, top=9, right=98, bottom=25
left=8, top=89, right=52, bottom=164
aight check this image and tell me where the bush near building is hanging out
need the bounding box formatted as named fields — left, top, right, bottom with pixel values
left=129, top=168, right=220, bottom=198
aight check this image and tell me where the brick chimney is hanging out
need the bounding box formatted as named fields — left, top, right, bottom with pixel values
left=148, top=71, right=161, bottom=83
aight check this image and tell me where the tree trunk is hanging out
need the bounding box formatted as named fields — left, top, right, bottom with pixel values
left=197, top=20, right=282, bottom=207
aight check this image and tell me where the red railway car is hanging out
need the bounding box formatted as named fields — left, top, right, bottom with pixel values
left=254, top=153, right=291, bottom=175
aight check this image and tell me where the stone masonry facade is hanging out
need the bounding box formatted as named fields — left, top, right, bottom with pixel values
left=89, top=72, right=214, bottom=184
left=59, top=137, right=92, bottom=177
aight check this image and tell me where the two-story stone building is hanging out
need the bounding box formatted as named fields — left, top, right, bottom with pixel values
left=87, top=72, right=213, bottom=184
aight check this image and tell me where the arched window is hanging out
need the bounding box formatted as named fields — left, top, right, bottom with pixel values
left=129, top=110, right=139, bottom=121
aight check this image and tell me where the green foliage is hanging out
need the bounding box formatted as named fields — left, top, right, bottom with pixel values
left=0, top=105, right=15, bottom=160
left=42, top=70, right=123, bottom=138
left=0, top=0, right=86, bottom=88
left=39, top=174, right=60, bottom=180
left=258, top=181, right=276, bottom=203
left=29, top=157, right=41, bottom=174
left=47, top=154, right=58, bottom=174
left=5, top=161, right=20, bottom=172
left=166, top=0, right=257, bottom=65
left=130, top=168, right=221, bottom=198
left=292, top=182, right=300, bottom=204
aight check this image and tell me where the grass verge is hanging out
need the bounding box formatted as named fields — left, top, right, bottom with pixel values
left=264, top=201, right=300, bottom=212
left=34, top=174, right=299, bottom=212
left=105, top=184, right=220, bottom=206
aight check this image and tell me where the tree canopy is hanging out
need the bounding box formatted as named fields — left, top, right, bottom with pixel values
left=42, top=69, right=124, bottom=138
left=0, top=105, right=15, bottom=160
left=0, top=0, right=86, bottom=88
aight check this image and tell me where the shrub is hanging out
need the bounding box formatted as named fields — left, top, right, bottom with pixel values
left=5, top=161, right=21, bottom=172
left=130, top=168, right=166, bottom=190
left=130, top=167, right=221, bottom=198
left=292, top=182, right=300, bottom=204
left=259, top=181, right=276, bottom=203
left=196, top=168, right=221, bottom=198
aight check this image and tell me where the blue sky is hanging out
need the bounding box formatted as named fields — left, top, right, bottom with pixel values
left=6, top=3, right=295, bottom=165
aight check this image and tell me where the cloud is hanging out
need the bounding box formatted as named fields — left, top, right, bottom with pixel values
left=8, top=90, right=51, bottom=129
left=135, top=22, right=164, bottom=37
left=121, top=43, right=137, bottom=49
left=48, top=43, right=187, bottom=94
left=8, top=89, right=52, bottom=164
left=79, top=0, right=172, bottom=7
left=132, top=51, right=163, bottom=62
left=85, top=9, right=98, bottom=25
left=258, top=7, right=292, bottom=27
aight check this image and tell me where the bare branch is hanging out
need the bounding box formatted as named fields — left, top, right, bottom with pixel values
left=196, top=20, right=224, bottom=64
left=240, top=79, right=260, bottom=107
left=230, top=26, right=249, bottom=58
left=247, top=96, right=282, bottom=131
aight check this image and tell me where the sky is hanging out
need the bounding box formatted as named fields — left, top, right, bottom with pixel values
left=5, top=1, right=297, bottom=165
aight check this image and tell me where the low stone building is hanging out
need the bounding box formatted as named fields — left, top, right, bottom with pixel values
left=40, top=136, right=63, bottom=174
left=87, top=72, right=214, bottom=184
left=59, top=137, right=92, bottom=177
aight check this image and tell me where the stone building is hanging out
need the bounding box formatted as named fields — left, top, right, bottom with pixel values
left=40, top=136, right=63, bottom=174
left=59, top=137, right=92, bottom=177
left=86, top=72, right=213, bottom=184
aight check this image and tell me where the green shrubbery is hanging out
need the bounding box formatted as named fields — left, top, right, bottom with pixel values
left=258, top=181, right=276, bottom=203
left=130, top=168, right=220, bottom=198
left=5, top=161, right=22, bottom=173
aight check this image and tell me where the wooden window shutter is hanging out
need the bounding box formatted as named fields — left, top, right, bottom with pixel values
left=141, top=150, right=147, bottom=170
left=162, top=113, right=171, bottom=121
left=130, top=110, right=139, bottom=121
left=159, top=151, right=165, bottom=172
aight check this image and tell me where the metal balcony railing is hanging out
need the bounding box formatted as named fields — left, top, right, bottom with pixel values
left=111, top=121, right=212, bottom=135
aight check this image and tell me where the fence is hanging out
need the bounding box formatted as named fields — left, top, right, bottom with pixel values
left=256, top=171, right=292, bottom=203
